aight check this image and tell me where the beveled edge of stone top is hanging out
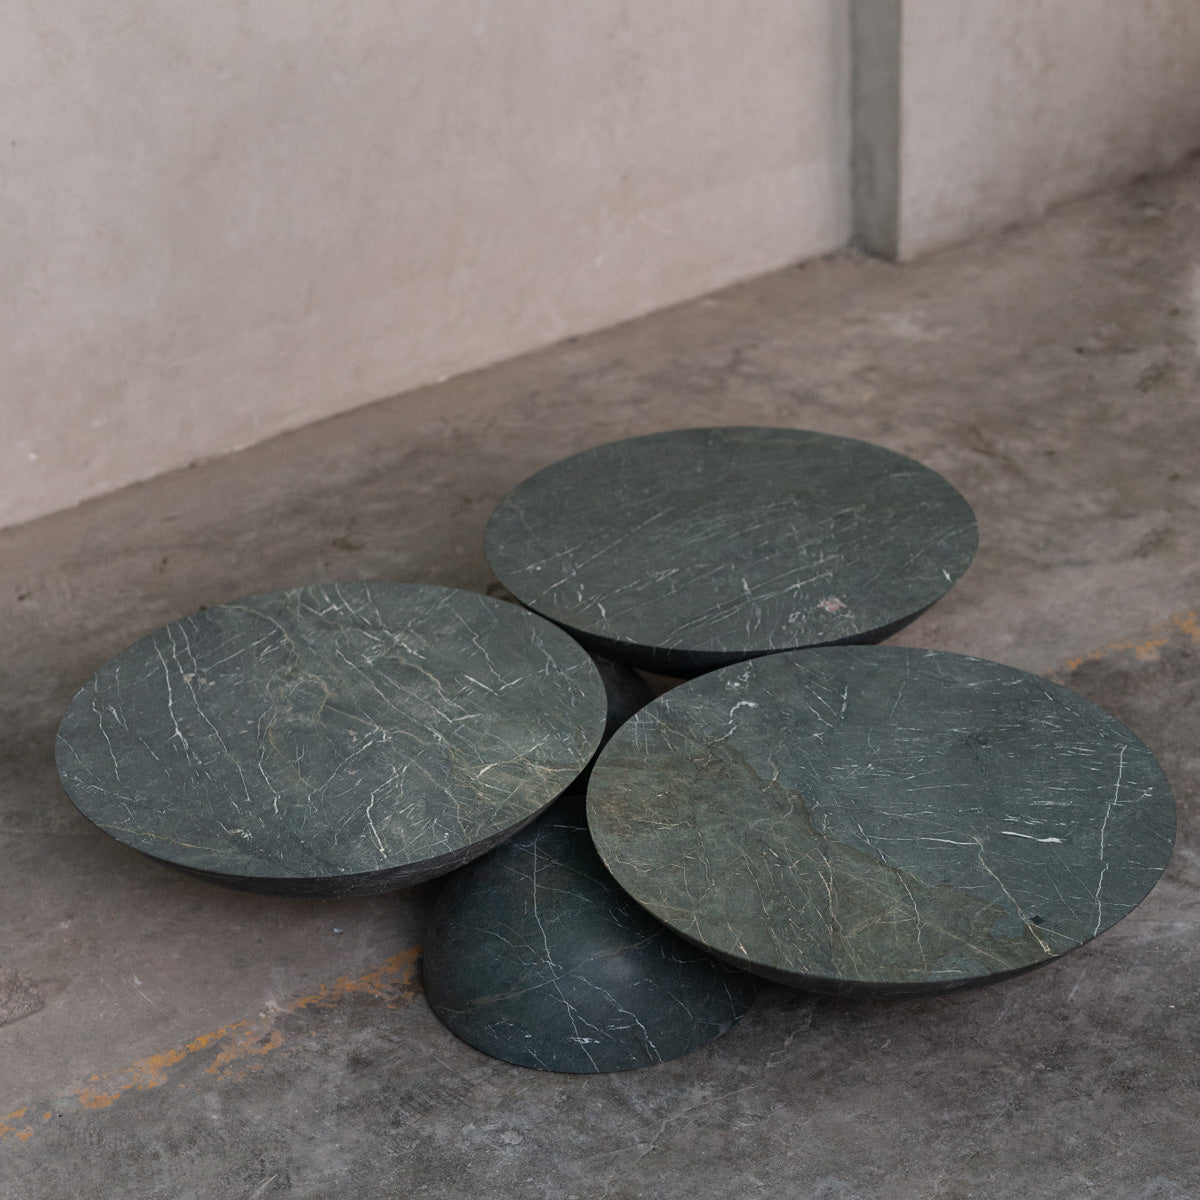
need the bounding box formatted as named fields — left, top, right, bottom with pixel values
left=586, top=645, right=1176, bottom=997
left=484, top=426, right=978, bottom=671
left=55, top=581, right=608, bottom=891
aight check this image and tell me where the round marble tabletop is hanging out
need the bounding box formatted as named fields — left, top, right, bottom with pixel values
left=56, top=582, right=607, bottom=895
left=423, top=793, right=757, bottom=1073
left=587, top=646, right=1175, bottom=996
left=485, top=427, right=977, bottom=675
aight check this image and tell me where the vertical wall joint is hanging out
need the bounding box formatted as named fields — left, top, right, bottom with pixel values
left=850, top=0, right=902, bottom=259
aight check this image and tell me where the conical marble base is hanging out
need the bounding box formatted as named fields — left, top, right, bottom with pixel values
left=423, top=794, right=757, bottom=1072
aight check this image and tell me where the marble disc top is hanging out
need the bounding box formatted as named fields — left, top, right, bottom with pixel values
left=587, top=647, right=1175, bottom=996
left=56, top=582, right=607, bottom=894
left=485, top=427, right=978, bottom=673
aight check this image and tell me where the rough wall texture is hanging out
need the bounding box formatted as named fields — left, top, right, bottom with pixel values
left=9, top=1, right=1200, bottom=528
left=896, top=0, right=1200, bottom=258
left=1, top=1, right=851, bottom=529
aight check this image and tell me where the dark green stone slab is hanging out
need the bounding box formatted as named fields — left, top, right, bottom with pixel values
left=485, top=427, right=977, bottom=675
left=423, top=793, right=757, bottom=1072
left=587, top=646, right=1176, bottom=997
left=56, top=582, right=607, bottom=896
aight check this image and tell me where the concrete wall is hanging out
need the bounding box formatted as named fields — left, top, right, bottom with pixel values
left=856, top=0, right=1200, bottom=260
left=1, top=1, right=852, bottom=530
left=7, top=2, right=1200, bottom=530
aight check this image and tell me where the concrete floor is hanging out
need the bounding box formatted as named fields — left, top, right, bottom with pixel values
left=2, top=156, right=1199, bottom=1198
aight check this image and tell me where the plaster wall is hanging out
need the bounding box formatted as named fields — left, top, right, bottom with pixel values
left=894, top=0, right=1200, bottom=259
left=1, top=2, right=851, bottom=529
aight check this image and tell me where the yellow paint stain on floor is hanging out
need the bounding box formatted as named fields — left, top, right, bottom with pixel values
left=1052, top=609, right=1200, bottom=678
left=1, top=946, right=421, bottom=1142
left=0, top=1108, right=33, bottom=1142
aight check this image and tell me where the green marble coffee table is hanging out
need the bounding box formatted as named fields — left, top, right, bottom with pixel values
left=587, top=646, right=1175, bottom=996
left=56, top=583, right=607, bottom=896
left=423, top=793, right=757, bottom=1072
left=485, top=427, right=977, bottom=675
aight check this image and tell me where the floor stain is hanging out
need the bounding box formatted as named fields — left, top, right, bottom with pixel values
left=0, top=946, right=421, bottom=1144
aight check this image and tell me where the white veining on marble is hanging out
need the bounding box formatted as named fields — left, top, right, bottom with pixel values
left=587, top=646, right=1174, bottom=994
left=56, top=583, right=607, bottom=891
left=486, top=428, right=978, bottom=667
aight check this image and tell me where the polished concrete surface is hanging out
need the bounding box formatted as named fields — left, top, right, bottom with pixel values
left=1, top=156, right=1198, bottom=1198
